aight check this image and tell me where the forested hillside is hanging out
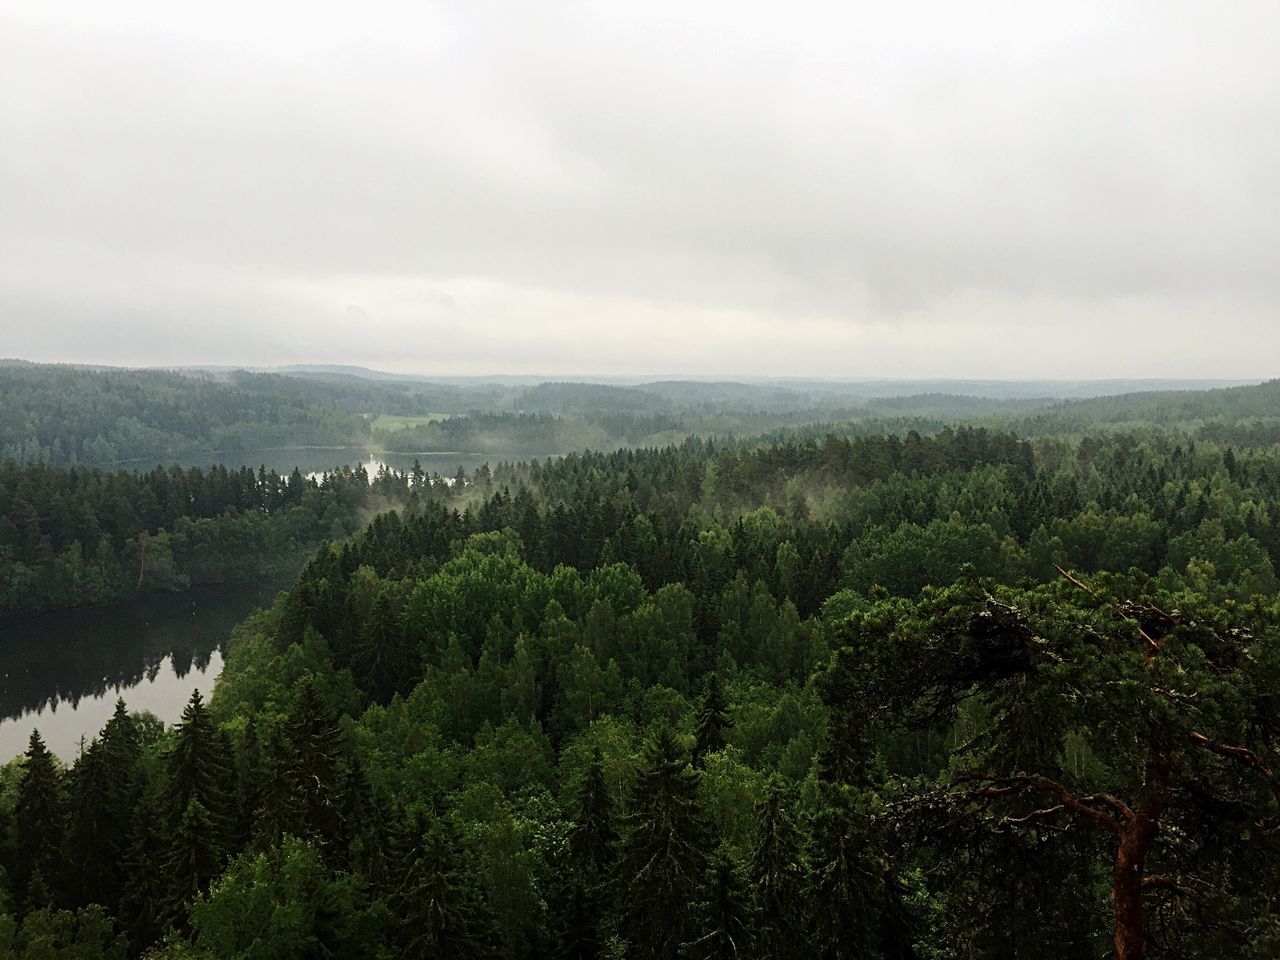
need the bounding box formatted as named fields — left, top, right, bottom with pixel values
left=2, top=422, right=1278, bottom=958
left=0, top=461, right=402, bottom=614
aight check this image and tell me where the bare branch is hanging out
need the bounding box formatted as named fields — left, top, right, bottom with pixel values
left=1189, top=732, right=1280, bottom=801
left=1079, top=793, right=1137, bottom=822
left=973, top=776, right=1122, bottom=836
left=1054, top=564, right=1095, bottom=595
left=1005, top=804, right=1065, bottom=827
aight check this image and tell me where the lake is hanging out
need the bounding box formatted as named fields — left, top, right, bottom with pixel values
left=120, top=446, right=549, bottom=478
left=0, top=578, right=290, bottom=761
left=1, top=446, right=550, bottom=763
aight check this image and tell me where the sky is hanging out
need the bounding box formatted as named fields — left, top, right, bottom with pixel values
left=2, top=1, right=1278, bottom=378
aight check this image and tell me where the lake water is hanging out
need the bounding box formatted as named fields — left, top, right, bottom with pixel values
left=0, top=579, right=290, bottom=761
left=131, top=447, right=545, bottom=478
left=1, top=447, right=550, bottom=763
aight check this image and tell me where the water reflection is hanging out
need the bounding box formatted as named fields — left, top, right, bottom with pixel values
left=0, top=579, right=288, bottom=761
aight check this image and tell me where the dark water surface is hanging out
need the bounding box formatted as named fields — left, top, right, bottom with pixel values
left=117, top=447, right=543, bottom=477
left=0, top=579, right=289, bottom=761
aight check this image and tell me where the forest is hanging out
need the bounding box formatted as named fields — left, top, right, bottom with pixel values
left=1, top=377, right=1279, bottom=959
left=9, top=360, right=1268, bottom=469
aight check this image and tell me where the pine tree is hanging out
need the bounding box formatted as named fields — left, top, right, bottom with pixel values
left=14, top=730, right=64, bottom=907
left=684, top=853, right=754, bottom=960
left=693, top=672, right=729, bottom=764
left=615, top=729, right=709, bottom=960
left=748, top=780, right=809, bottom=960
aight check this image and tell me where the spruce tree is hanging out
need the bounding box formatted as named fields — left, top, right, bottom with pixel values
left=161, top=690, right=235, bottom=920
left=340, top=756, right=390, bottom=882
left=809, top=802, right=881, bottom=960
left=385, top=810, right=496, bottom=957
left=66, top=702, right=140, bottom=911
left=353, top=591, right=411, bottom=703
left=165, top=690, right=235, bottom=842
left=614, top=729, right=709, bottom=960
left=283, top=679, right=343, bottom=850
left=252, top=725, right=303, bottom=851
left=569, top=748, right=616, bottom=879
left=234, top=715, right=261, bottom=849
left=162, top=796, right=224, bottom=925
left=748, top=780, right=809, bottom=960
left=120, top=789, right=168, bottom=949
left=557, top=748, right=617, bottom=960
left=14, top=730, right=64, bottom=908
left=685, top=853, right=754, bottom=960
left=693, top=672, right=729, bottom=765
left=65, top=741, right=118, bottom=909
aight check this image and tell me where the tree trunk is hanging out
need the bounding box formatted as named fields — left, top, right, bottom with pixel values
left=1113, top=750, right=1170, bottom=960
left=1113, top=838, right=1148, bottom=960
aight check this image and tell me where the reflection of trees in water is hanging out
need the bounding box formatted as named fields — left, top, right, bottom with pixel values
left=0, top=581, right=280, bottom=721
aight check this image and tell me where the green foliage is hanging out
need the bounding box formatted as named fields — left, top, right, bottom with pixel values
left=188, top=836, right=383, bottom=960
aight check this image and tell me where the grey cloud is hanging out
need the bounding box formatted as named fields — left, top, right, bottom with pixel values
left=2, top=1, right=1278, bottom=375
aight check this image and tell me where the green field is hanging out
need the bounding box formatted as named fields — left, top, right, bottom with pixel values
left=369, top=412, right=451, bottom=431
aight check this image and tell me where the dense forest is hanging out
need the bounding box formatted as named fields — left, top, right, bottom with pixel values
left=2, top=407, right=1279, bottom=958
left=0, top=460, right=403, bottom=615
left=8, top=360, right=1267, bottom=468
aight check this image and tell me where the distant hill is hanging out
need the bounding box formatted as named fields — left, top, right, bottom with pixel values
left=1006, top=378, right=1280, bottom=441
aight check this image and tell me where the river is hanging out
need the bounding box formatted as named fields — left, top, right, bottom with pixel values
left=0, top=578, right=290, bottom=761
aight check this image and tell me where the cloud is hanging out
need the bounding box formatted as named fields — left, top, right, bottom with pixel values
left=2, top=0, right=1277, bottom=376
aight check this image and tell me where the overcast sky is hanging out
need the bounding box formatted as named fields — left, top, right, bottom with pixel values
left=2, top=1, right=1277, bottom=378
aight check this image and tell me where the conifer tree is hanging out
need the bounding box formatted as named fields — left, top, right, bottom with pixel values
left=65, top=741, right=118, bottom=909
left=615, top=729, right=709, bottom=960
left=283, top=679, right=343, bottom=849
left=569, top=748, right=616, bottom=879
left=685, top=853, right=754, bottom=960
left=809, top=802, right=882, bottom=960
left=165, top=690, right=235, bottom=843
left=162, top=797, right=224, bottom=925
left=252, top=726, right=303, bottom=851
left=161, top=690, right=236, bottom=920
left=557, top=748, right=617, bottom=960
left=234, top=715, right=261, bottom=849
left=693, top=672, right=729, bottom=765
left=120, top=789, right=168, bottom=949
left=14, top=731, right=64, bottom=908
left=340, top=756, right=390, bottom=882
left=748, top=780, right=809, bottom=960
left=353, top=590, right=411, bottom=703
left=385, top=810, right=496, bottom=957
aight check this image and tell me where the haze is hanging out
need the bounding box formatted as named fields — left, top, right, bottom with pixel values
left=2, top=1, right=1278, bottom=378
